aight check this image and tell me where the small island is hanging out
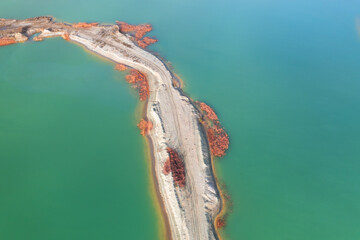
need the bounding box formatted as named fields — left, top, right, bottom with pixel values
left=0, top=17, right=229, bottom=240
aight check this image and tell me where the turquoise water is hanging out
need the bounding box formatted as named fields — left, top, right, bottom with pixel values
left=1, top=0, right=360, bottom=240
left=0, top=39, right=159, bottom=239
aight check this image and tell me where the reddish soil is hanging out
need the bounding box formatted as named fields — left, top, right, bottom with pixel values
left=215, top=217, right=226, bottom=229
left=137, top=119, right=153, bottom=136
left=125, top=69, right=150, bottom=101
left=166, top=147, right=186, bottom=188
left=72, top=22, right=98, bottom=28
left=0, top=37, right=16, bottom=46
left=114, top=63, right=127, bottom=71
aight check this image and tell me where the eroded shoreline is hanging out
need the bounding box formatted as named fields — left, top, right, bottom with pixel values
left=0, top=17, right=229, bottom=240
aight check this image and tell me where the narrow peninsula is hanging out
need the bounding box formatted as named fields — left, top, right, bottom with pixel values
left=0, top=17, right=229, bottom=240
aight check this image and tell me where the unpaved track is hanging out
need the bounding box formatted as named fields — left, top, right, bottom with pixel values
left=0, top=17, right=222, bottom=240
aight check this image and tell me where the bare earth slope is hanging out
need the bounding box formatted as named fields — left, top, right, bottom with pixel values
left=0, top=17, right=222, bottom=240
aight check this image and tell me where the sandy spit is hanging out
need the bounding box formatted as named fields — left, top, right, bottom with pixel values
left=0, top=17, right=223, bottom=240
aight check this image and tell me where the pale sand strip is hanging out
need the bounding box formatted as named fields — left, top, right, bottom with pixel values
left=0, top=17, right=222, bottom=240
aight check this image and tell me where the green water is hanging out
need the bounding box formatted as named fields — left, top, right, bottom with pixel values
left=0, top=38, right=158, bottom=239
left=1, top=0, right=360, bottom=240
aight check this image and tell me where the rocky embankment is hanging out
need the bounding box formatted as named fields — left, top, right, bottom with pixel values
left=0, top=17, right=229, bottom=240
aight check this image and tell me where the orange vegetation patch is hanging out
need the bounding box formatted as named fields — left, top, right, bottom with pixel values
left=166, top=147, right=186, bottom=188
left=116, top=21, right=157, bottom=48
left=125, top=69, right=150, bottom=101
left=215, top=217, right=226, bottom=229
left=199, top=102, right=218, bottom=121
left=114, top=63, right=127, bottom=71
left=62, top=33, right=70, bottom=41
left=117, top=22, right=152, bottom=40
left=0, top=37, right=16, bottom=46
left=137, top=119, right=153, bottom=136
left=198, top=101, right=229, bottom=157
left=72, top=22, right=98, bottom=28
left=207, top=125, right=229, bottom=158
left=163, top=158, right=171, bottom=175
left=33, top=36, right=43, bottom=42
left=137, top=37, right=158, bottom=48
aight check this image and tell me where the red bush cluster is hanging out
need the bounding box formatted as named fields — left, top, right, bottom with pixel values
left=62, top=33, right=70, bottom=41
left=198, top=101, right=229, bottom=157
left=0, top=37, right=16, bottom=46
left=72, top=22, right=98, bottom=28
left=199, top=102, right=219, bottom=121
left=125, top=69, right=150, bottom=101
left=164, top=147, right=186, bottom=188
left=117, top=22, right=152, bottom=39
left=116, top=21, right=157, bottom=48
left=215, top=217, right=226, bottom=229
left=207, top=125, right=229, bottom=157
left=137, top=37, right=158, bottom=48
left=114, top=63, right=127, bottom=71
left=137, top=119, right=153, bottom=136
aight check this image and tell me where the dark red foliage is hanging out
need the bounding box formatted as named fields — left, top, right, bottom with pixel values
left=166, top=147, right=186, bottom=188
left=216, top=217, right=226, bottom=229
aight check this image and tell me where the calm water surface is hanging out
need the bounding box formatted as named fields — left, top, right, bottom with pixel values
left=1, top=0, right=360, bottom=239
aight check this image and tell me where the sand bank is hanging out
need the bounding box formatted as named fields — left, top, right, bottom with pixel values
left=0, top=17, right=224, bottom=240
